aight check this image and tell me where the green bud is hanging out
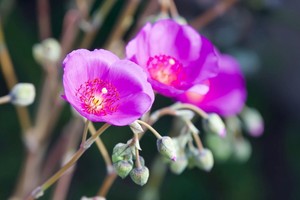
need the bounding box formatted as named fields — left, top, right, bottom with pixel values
left=169, top=154, right=188, bottom=175
left=193, top=148, right=214, bottom=172
left=241, top=107, right=264, bottom=137
left=112, top=143, right=132, bottom=163
left=203, top=113, right=226, bottom=137
left=113, top=160, right=133, bottom=179
left=130, top=166, right=149, bottom=186
left=233, top=139, right=252, bottom=162
left=10, top=83, right=36, bottom=106
left=157, top=136, right=177, bottom=161
left=205, top=134, right=232, bottom=162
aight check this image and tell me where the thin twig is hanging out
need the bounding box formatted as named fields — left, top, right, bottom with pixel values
left=190, top=0, right=239, bottom=29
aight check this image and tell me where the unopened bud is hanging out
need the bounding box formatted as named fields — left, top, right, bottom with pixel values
left=203, top=113, right=226, bottom=137
left=10, top=83, right=36, bottom=106
left=205, top=134, right=232, bottom=162
left=241, top=107, right=264, bottom=137
left=170, top=154, right=188, bottom=175
left=130, top=166, right=149, bottom=186
left=233, top=139, right=252, bottom=162
left=113, top=160, right=133, bottom=179
left=112, top=143, right=132, bottom=163
left=193, top=148, right=214, bottom=172
left=157, top=136, right=177, bottom=161
left=33, top=38, right=61, bottom=65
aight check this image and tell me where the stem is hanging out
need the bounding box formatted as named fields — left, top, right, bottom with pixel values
left=81, top=120, right=90, bottom=144
left=136, top=120, right=162, bottom=139
left=41, top=148, right=85, bottom=192
left=185, top=120, right=203, bottom=151
left=88, top=123, right=113, bottom=172
left=79, top=0, right=117, bottom=49
left=104, top=0, right=140, bottom=52
left=27, top=123, right=111, bottom=199
left=173, top=103, right=208, bottom=119
left=169, top=0, right=179, bottom=18
left=134, top=133, right=142, bottom=169
left=0, top=19, right=32, bottom=131
left=37, top=0, right=51, bottom=40
left=97, top=173, right=118, bottom=197
left=190, top=0, right=238, bottom=29
left=0, top=94, right=11, bottom=104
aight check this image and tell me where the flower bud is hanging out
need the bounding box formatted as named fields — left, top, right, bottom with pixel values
left=113, top=160, right=133, bottom=179
left=33, top=38, right=61, bottom=65
left=233, top=139, right=252, bottom=162
left=169, top=154, right=188, bottom=175
left=111, top=143, right=132, bottom=163
left=157, top=136, right=177, bottom=161
left=241, top=107, right=264, bottom=137
left=203, top=113, right=226, bottom=137
left=10, top=83, right=36, bottom=106
left=193, top=148, right=214, bottom=172
left=130, top=166, right=149, bottom=186
left=205, top=134, right=232, bottom=162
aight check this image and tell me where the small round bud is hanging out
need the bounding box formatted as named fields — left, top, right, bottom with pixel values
left=193, top=148, right=214, bottom=172
left=169, top=154, right=188, bottom=175
left=241, top=107, right=264, bottom=137
left=113, top=160, right=133, bottom=179
left=203, top=113, right=226, bottom=137
left=205, top=134, right=232, bottom=162
left=10, top=83, right=36, bottom=106
left=233, top=139, right=252, bottom=162
left=112, top=143, right=132, bottom=163
left=130, top=166, right=149, bottom=186
left=157, top=136, right=177, bottom=161
left=33, top=38, right=61, bottom=65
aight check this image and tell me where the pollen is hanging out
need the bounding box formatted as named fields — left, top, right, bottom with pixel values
left=146, top=55, right=186, bottom=86
left=76, top=78, right=120, bottom=115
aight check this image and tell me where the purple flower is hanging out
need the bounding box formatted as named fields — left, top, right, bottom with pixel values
left=177, top=53, right=247, bottom=117
left=126, top=19, right=218, bottom=97
left=62, top=49, right=154, bottom=126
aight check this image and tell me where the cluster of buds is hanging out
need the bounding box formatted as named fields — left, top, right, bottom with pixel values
left=111, top=142, right=149, bottom=186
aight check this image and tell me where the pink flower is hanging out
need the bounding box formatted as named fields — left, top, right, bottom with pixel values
left=126, top=19, right=218, bottom=97
left=177, top=54, right=247, bottom=117
left=62, top=49, right=154, bottom=126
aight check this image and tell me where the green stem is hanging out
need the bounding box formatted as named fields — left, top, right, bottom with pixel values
left=173, top=103, right=208, bottom=119
left=136, top=120, right=162, bottom=139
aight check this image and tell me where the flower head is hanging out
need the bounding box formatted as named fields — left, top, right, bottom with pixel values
left=177, top=53, right=247, bottom=116
left=126, top=19, right=218, bottom=97
left=62, top=49, right=154, bottom=126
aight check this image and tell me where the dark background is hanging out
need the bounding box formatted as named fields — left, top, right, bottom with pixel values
left=0, top=0, right=300, bottom=199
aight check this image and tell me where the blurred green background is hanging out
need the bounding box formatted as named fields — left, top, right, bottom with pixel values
left=1, top=0, right=300, bottom=199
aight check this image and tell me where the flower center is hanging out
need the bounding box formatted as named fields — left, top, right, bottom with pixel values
left=146, top=55, right=185, bottom=86
left=76, top=78, right=120, bottom=116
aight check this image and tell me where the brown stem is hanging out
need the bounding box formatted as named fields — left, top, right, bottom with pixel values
left=97, top=173, right=118, bottom=197
left=190, top=0, right=239, bottom=30
left=37, top=0, right=51, bottom=40
left=104, top=0, right=140, bottom=53
left=0, top=19, right=32, bottom=132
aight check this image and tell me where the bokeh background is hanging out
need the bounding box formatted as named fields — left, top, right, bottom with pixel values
left=1, top=0, right=300, bottom=199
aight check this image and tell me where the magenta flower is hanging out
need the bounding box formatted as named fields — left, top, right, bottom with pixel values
left=62, top=49, right=154, bottom=126
left=126, top=19, right=218, bottom=97
left=177, top=53, right=247, bottom=117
